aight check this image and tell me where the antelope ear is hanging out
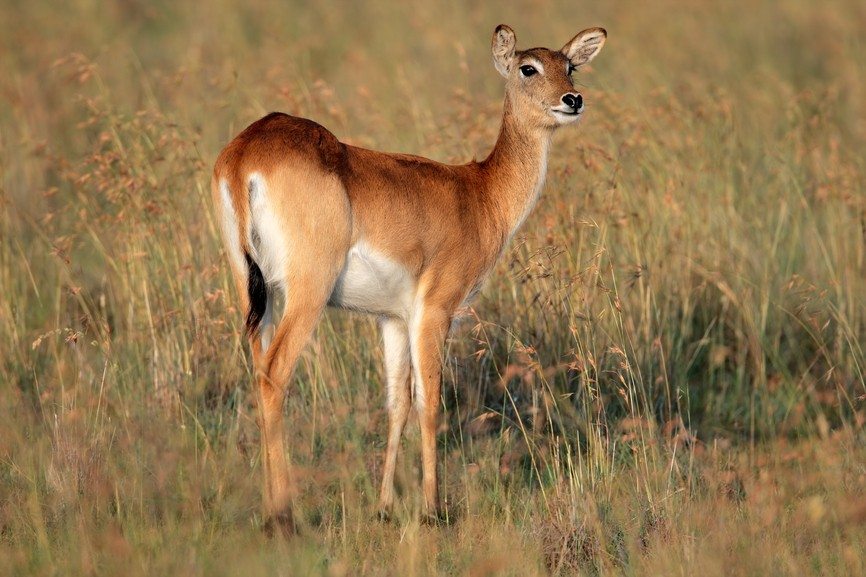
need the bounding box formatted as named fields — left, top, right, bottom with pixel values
left=561, top=27, right=607, bottom=68
left=492, top=24, right=516, bottom=78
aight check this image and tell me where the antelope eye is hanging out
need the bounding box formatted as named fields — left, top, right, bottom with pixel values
left=519, top=65, right=537, bottom=77
left=567, top=64, right=576, bottom=75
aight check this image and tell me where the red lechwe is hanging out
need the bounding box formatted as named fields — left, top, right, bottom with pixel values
left=212, top=24, right=606, bottom=533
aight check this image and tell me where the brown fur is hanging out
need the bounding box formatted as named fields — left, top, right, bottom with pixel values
left=211, top=24, right=605, bottom=530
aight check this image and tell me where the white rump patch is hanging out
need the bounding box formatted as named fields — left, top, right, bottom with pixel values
left=329, top=241, right=415, bottom=318
left=247, top=172, right=291, bottom=287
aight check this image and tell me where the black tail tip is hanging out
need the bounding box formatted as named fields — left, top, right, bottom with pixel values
left=245, top=252, right=268, bottom=337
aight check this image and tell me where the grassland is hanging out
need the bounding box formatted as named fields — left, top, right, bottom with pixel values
left=1, top=0, right=865, bottom=575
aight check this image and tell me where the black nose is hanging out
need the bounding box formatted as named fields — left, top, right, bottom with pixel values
left=562, top=93, right=583, bottom=111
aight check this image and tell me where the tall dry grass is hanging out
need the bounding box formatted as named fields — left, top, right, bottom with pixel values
left=1, top=0, right=864, bottom=575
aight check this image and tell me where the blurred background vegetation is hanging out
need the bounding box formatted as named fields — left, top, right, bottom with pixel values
left=1, top=0, right=864, bottom=575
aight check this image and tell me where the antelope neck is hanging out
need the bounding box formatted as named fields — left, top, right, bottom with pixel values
left=479, top=95, right=552, bottom=239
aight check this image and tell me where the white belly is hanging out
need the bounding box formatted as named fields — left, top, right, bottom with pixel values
left=329, top=242, right=416, bottom=318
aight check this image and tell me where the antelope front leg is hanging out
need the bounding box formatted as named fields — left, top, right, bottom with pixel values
left=378, top=317, right=412, bottom=517
left=409, top=303, right=453, bottom=521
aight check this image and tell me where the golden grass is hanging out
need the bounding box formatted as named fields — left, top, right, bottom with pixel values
left=1, top=0, right=864, bottom=575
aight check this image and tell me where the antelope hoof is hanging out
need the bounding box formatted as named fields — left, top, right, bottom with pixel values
left=376, top=508, right=393, bottom=523
left=421, top=510, right=449, bottom=527
left=263, top=509, right=296, bottom=539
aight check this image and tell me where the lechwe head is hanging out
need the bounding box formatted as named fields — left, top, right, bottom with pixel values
left=492, top=24, right=606, bottom=129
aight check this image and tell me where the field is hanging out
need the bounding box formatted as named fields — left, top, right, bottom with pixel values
left=1, top=0, right=865, bottom=575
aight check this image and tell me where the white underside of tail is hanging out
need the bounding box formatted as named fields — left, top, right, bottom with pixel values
left=218, top=180, right=246, bottom=278
left=219, top=174, right=287, bottom=352
left=247, top=173, right=289, bottom=351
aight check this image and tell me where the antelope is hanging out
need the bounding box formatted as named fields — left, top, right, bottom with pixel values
left=212, top=24, right=606, bottom=532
